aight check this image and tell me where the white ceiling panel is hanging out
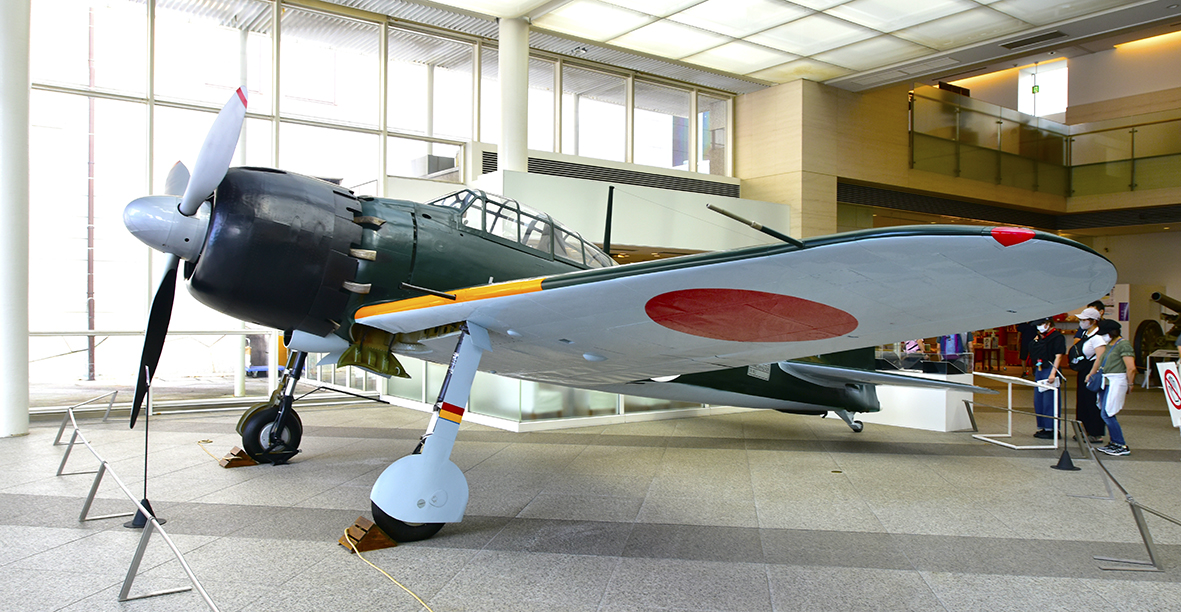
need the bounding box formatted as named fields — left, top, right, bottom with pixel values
left=598, top=0, right=703, bottom=18
left=531, top=0, right=654, bottom=42
left=748, top=57, right=853, bottom=82
left=746, top=12, right=877, bottom=55
left=824, top=0, right=979, bottom=33
left=892, top=6, right=1029, bottom=50
left=608, top=19, right=731, bottom=59
left=988, top=0, right=1132, bottom=26
left=814, top=34, right=931, bottom=71
left=320, top=0, right=1181, bottom=92
left=682, top=40, right=797, bottom=74
left=668, top=0, right=810, bottom=38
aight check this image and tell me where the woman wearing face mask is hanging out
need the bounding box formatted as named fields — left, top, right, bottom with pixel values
left=1086, top=319, right=1137, bottom=456
left=1027, top=318, right=1066, bottom=439
left=1070, top=307, right=1105, bottom=442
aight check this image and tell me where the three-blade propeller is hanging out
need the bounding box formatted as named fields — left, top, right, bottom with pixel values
left=128, top=88, right=247, bottom=428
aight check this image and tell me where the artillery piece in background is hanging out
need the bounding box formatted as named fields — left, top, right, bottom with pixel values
left=1135, top=291, right=1181, bottom=369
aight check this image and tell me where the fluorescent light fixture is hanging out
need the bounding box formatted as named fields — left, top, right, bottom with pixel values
left=598, top=0, right=702, bottom=18
left=609, top=20, right=731, bottom=58
left=1114, top=29, right=1181, bottom=50
left=746, top=13, right=876, bottom=55
left=683, top=40, right=796, bottom=74
left=814, top=34, right=929, bottom=70
left=748, top=57, right=853, bottom=83
left=532, top=0, right=655, bottom=42
left=988, top=0, right=1127, bottom=26
left=893, top=7, right=1025, bottom=50
left=825, top=0, right=976, bottom=32
left=668, top=0, right=810, bottom=38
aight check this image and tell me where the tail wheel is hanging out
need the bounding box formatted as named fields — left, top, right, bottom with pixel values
left=239, top=405, right=302, bottom=463
left=371, top=501, right=444, bottom=542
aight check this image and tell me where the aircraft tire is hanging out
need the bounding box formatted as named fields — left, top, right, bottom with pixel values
left=240, top=405, right=303, bottom=463
left=851, top=420, right=864, bottom=433
left=371, top=501, right=444, bottom=542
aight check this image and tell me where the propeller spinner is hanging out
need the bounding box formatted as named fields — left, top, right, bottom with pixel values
left=125, top=88, right=247, bottom=428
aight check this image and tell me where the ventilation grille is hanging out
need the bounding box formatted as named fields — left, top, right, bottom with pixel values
left=1000, top=30, right=1067, bottom=50
left=482, top=152, right=740, bottom=198
left=837, top=183, right=1057, bottom=229
left=1058, top=205, right=1181, bottom=230
left=839, top=183, right=1181, bottom=231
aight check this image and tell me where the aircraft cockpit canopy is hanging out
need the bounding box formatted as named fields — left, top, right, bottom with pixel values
left=429, top=189, right=615, bottom=269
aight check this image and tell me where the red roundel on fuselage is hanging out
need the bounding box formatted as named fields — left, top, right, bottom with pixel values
left=645, top=289, right=858, bottom=342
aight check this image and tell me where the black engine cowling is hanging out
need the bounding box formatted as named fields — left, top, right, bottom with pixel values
left=187, top=167, right=364, bottom=337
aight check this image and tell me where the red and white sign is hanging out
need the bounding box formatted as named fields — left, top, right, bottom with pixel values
left=1156, top=362, right=1181, bottom=429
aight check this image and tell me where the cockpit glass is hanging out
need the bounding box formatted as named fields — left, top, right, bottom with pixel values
left=427, top=189, right=614, bottom=267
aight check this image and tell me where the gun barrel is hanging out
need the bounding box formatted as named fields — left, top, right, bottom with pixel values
left=1150, top=292, right=1181, bottom=314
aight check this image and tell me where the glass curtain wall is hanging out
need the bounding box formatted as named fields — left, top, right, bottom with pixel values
left=634, top=81, right=690, bottom=170
left=561, top=65, right=627, bottom=162
left=28, top=0, right=734, bottom=418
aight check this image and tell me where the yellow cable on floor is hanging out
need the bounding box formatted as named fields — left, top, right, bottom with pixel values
left=196, top=439, right=220, bottom=461
left=344, top=529, right=435, bottom=612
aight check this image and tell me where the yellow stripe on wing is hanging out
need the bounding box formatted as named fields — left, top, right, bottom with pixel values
left=355, top=278, right=545, bottom=319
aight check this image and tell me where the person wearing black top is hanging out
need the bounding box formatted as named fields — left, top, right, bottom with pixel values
left=1028, top=317, right=1066, bottom=439
left=1070, top=307, right=1105, bottom=441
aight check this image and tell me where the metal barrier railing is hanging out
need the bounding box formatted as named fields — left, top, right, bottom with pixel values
left=963, top=387, right=1181, bottom=572
left=970, top=372, right=1064, bottom=450
left=54, top=392, right=220, bottom=610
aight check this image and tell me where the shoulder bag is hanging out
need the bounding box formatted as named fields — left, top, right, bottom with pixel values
left=1085, top=340, right=1117, bottom=392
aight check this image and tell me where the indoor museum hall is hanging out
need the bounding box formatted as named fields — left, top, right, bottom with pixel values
left=3, top=0, right=1181, bottom=610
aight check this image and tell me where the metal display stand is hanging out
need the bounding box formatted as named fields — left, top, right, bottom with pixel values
left=53, top=395, right=221, bottom=611
left=969, top=372, right=1065, bottom=450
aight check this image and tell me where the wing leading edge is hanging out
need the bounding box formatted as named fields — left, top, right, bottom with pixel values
left=354, top=225, right=1116, bottom=387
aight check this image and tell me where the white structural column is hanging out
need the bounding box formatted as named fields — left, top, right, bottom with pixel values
left=0, top=0, right=31, bottom=437
left=498, top=17, right=529, bottom=173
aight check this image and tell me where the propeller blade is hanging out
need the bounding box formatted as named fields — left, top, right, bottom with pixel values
left=178, top=87, right=248, bottom=215
left=163, top=161, right=190, bottom=197
left=130, top=254, right=180, bottom=428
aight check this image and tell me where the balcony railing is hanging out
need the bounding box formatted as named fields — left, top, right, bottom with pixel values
left=910, top=84, right=1181, bottom=197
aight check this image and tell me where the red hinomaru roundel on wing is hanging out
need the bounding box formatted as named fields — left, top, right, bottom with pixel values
left=644, top=288, right=858, bottom=343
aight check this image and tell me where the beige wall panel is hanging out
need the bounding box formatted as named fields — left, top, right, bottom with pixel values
left=740, top=175, right=796, bottom=205
left=1067, top=86, right=1181, bottom=124
left=735, top=81, right=802, bottom=180
left=738, top=77, right=1181, bottom=228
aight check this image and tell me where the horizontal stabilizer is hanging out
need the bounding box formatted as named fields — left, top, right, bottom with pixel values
left=778, top=361, right=997, bottom=394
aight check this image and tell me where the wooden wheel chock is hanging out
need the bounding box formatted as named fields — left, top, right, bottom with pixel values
left=339, top=516, right=398, bottom=553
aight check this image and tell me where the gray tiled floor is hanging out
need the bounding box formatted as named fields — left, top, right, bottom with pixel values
left=3, top=381, right=1181, bottom=611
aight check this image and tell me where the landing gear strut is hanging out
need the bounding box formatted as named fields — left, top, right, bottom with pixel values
left=237, top=351, right=307, bottom=464
left=370, top=323, right=490, bottom=542
left=831, top=408, right=864, bottom=433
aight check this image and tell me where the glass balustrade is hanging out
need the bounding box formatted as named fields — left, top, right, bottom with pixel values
left=910, top=85, right=1181, bottom=197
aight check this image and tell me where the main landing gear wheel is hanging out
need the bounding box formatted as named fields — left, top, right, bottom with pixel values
left=371, top=501, right=444, bottom=542
left=850, top=420, right=864, bottom=433
left=239, top=404, right=303, bottom=463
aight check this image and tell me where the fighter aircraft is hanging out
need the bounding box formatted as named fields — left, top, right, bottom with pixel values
left=123, top=88, right=1118, bottom=542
